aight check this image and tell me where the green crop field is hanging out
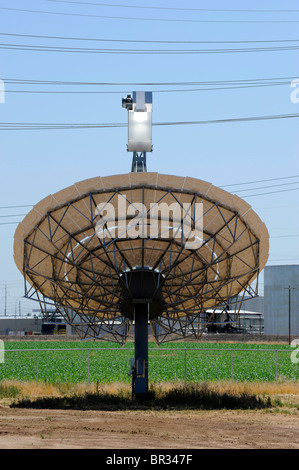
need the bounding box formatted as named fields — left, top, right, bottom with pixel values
left=0, top=341, right=298, bottom=384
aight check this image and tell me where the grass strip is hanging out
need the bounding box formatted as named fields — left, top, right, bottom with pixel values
left=10, top=382, right=272, bottom=411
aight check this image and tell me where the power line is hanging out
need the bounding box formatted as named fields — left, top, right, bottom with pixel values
left=1, top=180, right=299, bottom=214
left=155, top=114, right=299, bottom=126
left=3, top=83, right=293, bottom=95
left=220, top=174, right=299, bottom=188
left=0, top=214, right=27, bottom=218
left=1, top=112, right=299, bottom=130
left=271, top=235, right=299, bottom=238
left=3, top=7, right=299, bottom=23
left=1, top=75, right=297, bottom=95
left=0, top=205, right=34, bottom=209
left=241, top=187, right=299, bottom=197
left=233, top=181, right=299, bottom=194
left=2, top=75, right=296, bottom=86
left=45, top=1, right=299, bottom=14
left=1, top=42, right=299, bottom=54
left=2, top=32, right=299, bottom=45
left=5, top=186, right=299, bottom=216
left=0, top=174, right=298, bottom=215
left=0, top=221, right=23, bottom=225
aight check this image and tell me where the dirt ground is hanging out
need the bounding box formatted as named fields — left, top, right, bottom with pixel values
left=0, top=404, right=298, bottom=449
left=1, top=336, right=298, bottom=450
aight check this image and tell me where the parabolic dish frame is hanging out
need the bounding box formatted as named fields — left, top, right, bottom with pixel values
left=13, top=172, right=269, bottom=346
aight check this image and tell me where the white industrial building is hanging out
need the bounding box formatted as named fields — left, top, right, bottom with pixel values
left=264, top=265, right=299, bottom=337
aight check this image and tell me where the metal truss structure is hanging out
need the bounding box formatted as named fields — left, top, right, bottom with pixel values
left=14, top=172, right=269, bottom=346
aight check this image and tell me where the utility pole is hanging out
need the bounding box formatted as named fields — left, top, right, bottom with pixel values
left=284, top=286, right=296, bottom=345
left=4, top=285, right=7, bottom=316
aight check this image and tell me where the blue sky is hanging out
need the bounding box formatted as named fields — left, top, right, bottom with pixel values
left=0, top=0, right=298, bottom=315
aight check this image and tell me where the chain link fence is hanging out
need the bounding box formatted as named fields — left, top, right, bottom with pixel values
left=0, top=346, right=298, bottom=384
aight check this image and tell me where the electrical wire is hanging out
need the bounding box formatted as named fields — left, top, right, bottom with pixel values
left=3, top=6, right=299, bottom=23
left=0, top=205, right=33, bottom=209
left=3, top=83, right=293, bottom=95
left=2, top=176, right=298, bottom=213
left=271, top=235, right=299, bottom=238
left=45, top=1, right=299, bottom=14
left=0, top=221, right=23, bottom=225
left=1, top=177, right=298, bottom=235
left=233, top=181, right=299, bottom=193
left=3, top=78, right=296, bottom=95
left=1, top=32, right=299, bottom=45
left=0, top=174, right=298, bottom=218
left=1, top=112, right=299, bottom=130
left=2, top=75, right=297, bottom=86
left=1, top=42, right=299, bottom=54
left=1, top=181, right=299, bottom=209
left=240, top=187, right=299, bottom=197
left=155, top=114, right=299, bottom=126
left=0, top=214, right=27, bottom=218
left=2, top=75, right=297, bottom=95
left=220, top=174, right=299, bottom=188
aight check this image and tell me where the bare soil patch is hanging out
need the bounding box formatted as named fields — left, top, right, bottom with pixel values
left=0, top=398, right=298, bottom=449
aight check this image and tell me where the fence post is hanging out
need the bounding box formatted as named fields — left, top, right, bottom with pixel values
left=275, top=350, right=278, bottom=381
left=184, top=349, right=187, bottom=385
left=231, top=349, right=234, bottom=380
left=36, top=349, right=39, bottom=383
left=87, top=349, right=90, bottom=384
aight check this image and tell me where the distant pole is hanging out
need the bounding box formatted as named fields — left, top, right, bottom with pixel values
left=4, top=285, right=7, bottom=316
left=288, top=286, right=291, bottom=345
left=14, top=300, right=17, bottom=336
left=284, top=286, right=296, bottom=345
